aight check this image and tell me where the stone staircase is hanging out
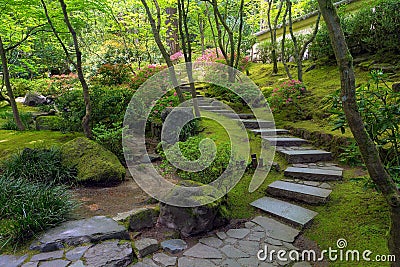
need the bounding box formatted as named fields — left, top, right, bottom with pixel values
left=200, top=100, right=343, bottom=250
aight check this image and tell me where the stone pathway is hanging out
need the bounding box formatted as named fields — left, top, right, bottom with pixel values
left=1, top=98, right=343, bottom=267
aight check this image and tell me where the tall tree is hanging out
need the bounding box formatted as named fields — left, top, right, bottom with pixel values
left=287, top=0, right=320, bottom=82
left=140, top=0, right=185, bottom=103
left=41, top=0, right=92, bottom=138
left=317, top=0, right=400, bottom=263
left=266, top=0, right=283, bottom=74
left=0, top=37, right=25, bottom=130
left=177, top=0, right=200, bottom=117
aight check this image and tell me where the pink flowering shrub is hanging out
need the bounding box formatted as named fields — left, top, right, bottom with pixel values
left=130, top=64, right=167, bottom=90
left=268, top=80, right=306, bottom=112
left=196, top=48, right=225, bottom=62
left=170, top=51, right=184, bottom=62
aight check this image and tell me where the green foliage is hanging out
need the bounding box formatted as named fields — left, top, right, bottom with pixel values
left=268, top=79, right=306, bottom=113
left=0, top=111, right=33, bottom=130
left=327, top=70, right=400, bottom=184
left=56, top=85, right=134, bottom=131
left=159, top=136, right=232, bottom=184
left=94, top=64, right=132, bottom=86
left=1, top=147, right=77, bottom=185
left=130, top=65, right=167, bottom=91
left=36, top=116, right=64, bottom=131
left=338, top=141, right=363, bottom=167
left=92, top=122, right=124, bottom=162
left=0, top=175, right=76, bottom=247
left=10, top=79, right=49, bottom=97
left=310, top=0, right=400, bottom=59
left=46, top=73, right=80, bottom=96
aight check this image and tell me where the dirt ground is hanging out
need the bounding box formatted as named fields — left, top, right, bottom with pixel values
left=71, top=171, right=150, bottom=219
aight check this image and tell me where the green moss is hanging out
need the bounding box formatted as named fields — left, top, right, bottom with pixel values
left=0, top=130, right=82, bottom=160
left=61, top=137, right=125, bottom=185
left=35, top=116, right=63, bottom=131
left=304, top=168, right=390, bottom=267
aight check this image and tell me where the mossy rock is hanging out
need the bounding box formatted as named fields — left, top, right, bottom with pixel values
left=61, top=137, right=125, bottom=185
left=36, top=116, right=63, bottom=131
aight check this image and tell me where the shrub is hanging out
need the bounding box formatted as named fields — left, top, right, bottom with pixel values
left=310, top=0, right=400, bottom=59
left=92, top=122, right=124, bottom=162
left=327, top=70, right=400, bottom=184
left=130, top=64, right=167, bottom=91
left=258, top=41, right=274, bottom=64
left=159, top=136, right=232, bottom=184
left=1, top=147, right=76, bottom=185
left=10, top=78, right=49, bottom=97
left=46, top=73, right=79, bottom=96
left=0, top=111, right=34, bottom=130
left=268, top=80, right=306, bottom=112
left=56, top=85, right=134, bottom=132
left=94, top=64, right=132, bottom=86
left=0, top=175, right=76, bottom=247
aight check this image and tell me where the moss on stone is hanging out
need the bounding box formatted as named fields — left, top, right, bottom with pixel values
left=61, top=137, right=125, bottom=185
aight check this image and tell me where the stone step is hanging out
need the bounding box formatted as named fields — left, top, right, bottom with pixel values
left=284, top=167, right=343, bottom=181
left=263, top=137, right=308, bottom=147
left=278, top=149, right=333, bottom=163
left=251, top=129, right=289, bottom=136
left=250, top=196, right=318, bottom=227
left=266, top=180, right=332, bottom=204
left=206, top=110, right=234, bottom=114
left=224, top=113, right=255, bottom=119
left=199, top=105, right=225, bottom=110
left=235, top=119, right=274, bottom=129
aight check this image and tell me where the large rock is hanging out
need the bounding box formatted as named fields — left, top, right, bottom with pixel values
left=134, top=238, right=159, bottom=258
left=30, top=216, right=130, bottom=252
left=158, top=203, right=226, bottom=237
left=23, top=92, right=47, bottom=106
left=84, top=241, right=134, bottom=267
left=129, top=208, right=160, bottom=232
left=61, top=137, right=125, bottom=185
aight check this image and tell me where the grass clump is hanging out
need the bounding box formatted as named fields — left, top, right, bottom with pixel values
left=0, top=175, right=76, bottom=249
left=1, top=147, right=77, bottom=185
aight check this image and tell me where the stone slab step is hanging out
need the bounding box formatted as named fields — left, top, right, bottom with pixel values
left=263, top=137, right=308, bottom=147
left=206, top=110, right=234, bottom=114
left=250, top=197, right=318, bottom=227
left=235, top=119, right=274, bottom=129
left=199, top=105, right=225, bottom=110
left=267, top=180, right=332, bottom=204
left=251, top=129, right=289, bottom=136
left=284, top=167, right=343, bottom=181
left=224, top=113, right=255, bottom=119
left=278, top=149, right=333, bottom=163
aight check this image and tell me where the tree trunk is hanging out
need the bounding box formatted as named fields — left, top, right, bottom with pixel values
left=280, top=2, right=292, bottom=79
left=177, top=0, right=200, bottom=117
left=141, top=0, right=185, bottom=103
left=317, top=0, right=400, bottom=263
left=59, top=0, right=92, bottom=139
left=267, top=0, right=283, bottom=74
left=166, top=7, right=180, bottom=54
left=0, top=36, right=25, bottom=131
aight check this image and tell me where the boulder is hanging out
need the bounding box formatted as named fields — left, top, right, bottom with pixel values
left=129, top=208, right=160, bottom=232
left=23, top=92, right=47, bottom=106
left=61, top=137, right=125, bottom=185
left=158, top=203, right=226, bottom=237
left=30, top=216, right=129, bottom=252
